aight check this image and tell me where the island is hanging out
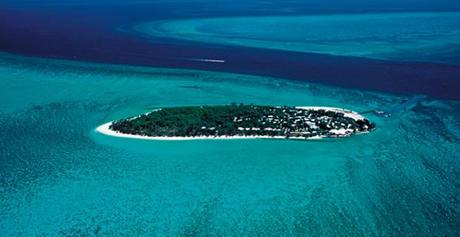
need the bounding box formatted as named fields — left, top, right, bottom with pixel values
left=96, top=104, right=375, bottom=140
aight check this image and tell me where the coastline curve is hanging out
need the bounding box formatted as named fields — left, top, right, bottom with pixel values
left=95, top=106, right=372, bottom=141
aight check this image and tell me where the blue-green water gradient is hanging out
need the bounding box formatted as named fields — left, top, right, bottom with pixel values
left=0, top=54, right=459, bottom=235
left=136, top=12, right=460, bottom=64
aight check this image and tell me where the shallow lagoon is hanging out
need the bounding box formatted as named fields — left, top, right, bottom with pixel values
left=0, top=53, right=458, bottom=235
left=136, top=12, right=460, bottom=64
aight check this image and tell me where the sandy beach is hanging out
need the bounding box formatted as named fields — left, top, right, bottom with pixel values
left=95, top=122, right=325, bottom=141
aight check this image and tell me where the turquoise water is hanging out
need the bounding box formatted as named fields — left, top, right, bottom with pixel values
left=0, top=53, right=459, bottom=235
left=136, top=12, right=460, bottom=64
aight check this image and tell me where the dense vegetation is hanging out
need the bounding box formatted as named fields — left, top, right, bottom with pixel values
left=110, top=104, right=375, bottom=139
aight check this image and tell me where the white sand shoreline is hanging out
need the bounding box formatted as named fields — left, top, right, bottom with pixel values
left=95, top=106, right=367, bottom=141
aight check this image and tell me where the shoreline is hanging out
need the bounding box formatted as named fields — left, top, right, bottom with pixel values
left=95, top=106, right=368, bottom=141
left=95, top=122, right=327, bottom=141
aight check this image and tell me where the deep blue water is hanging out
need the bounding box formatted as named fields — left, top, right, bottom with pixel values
left=1, top=1, right=460, bottom=99
left=1, top=1, right=460, bottom=236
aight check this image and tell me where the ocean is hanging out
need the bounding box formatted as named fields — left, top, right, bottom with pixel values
left=0, top=1, right=459, bottom=236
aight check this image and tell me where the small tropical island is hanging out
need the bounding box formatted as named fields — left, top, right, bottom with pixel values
left=97, top=104, right=375, bottom=140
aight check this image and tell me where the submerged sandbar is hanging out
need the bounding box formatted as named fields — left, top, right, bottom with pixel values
left=96, top=105, right=375, bottom=141
left=135, top=12, right=460, bottom=64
